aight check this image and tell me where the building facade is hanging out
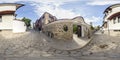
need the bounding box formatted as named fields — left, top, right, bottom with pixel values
left=103, top=3, right=120, bottom=36
left=35, top=12, right=57, bottom=31
left=36, top=12, right=91, bottom=40
left=0, top=3, right=26, bottom=33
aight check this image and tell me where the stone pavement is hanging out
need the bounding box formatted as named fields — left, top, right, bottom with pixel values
left=41, top=33, right=92, bottom=50
left=0, top=30, right=120, bottom=60
left=1, top=56, right=120, bottom=60
left=3, top=56, right=77, bottom=60
left=75, top=56, right=120, bottom=60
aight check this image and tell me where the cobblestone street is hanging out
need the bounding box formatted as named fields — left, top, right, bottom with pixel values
left=0, top=30, right=120, bottom=60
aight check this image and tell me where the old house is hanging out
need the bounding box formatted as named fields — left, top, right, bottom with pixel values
left=0, top=3, right=26, bottom=33
left=103, top=3, right=120, bottom=36
left=36, top=12, right=91, bottom=40
left=35, top=12, right=57, bottom=31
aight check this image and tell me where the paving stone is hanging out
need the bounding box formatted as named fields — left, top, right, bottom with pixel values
left=70, top=51, right=82, bottom=56
left=70, top=51, right=78, bottom=54
left=55, top=50, right=62, bottom=54
left=5, top=56, right=77, bottom=60
left=5, top=47, right=15, bottom=55
left=61, top=51, right=69, bottom=55
left=90, top=52, right=105, bottom=57
left=82, top=51, right=92, bottom=56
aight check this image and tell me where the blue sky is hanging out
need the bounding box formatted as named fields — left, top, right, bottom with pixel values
left=0, top=0, right=120, bottom=26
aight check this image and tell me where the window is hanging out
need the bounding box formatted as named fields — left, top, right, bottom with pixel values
left=109, top=8, right=112, bottom=13
left=118, top=17, right=120, bottom=23
left=63, top=25, right=68, bottom=32
left=0, top=16, right=2, bottom=22
left=113, top=18, right=116, bottom=24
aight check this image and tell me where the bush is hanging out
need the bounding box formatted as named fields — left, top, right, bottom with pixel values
left=73, top=25, right=77, bottom=33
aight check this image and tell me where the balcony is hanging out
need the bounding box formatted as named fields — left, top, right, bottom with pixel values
left=105, top=7, right=120, bottom=20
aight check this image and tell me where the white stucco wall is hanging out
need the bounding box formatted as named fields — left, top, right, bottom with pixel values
left=105, top=17, right=120, bottom=30
left=0, top=5, right=16, bottom=11
left=108, top=21, right=120, bottom=30
left=0, top=15, right=14, bottom=30
left=111, top=7, right=120, bottom=13
left=13, top=20, right=26, bottom=33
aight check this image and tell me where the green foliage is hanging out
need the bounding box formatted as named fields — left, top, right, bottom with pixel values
left=90, top=25, right=94, bottom=30
left=96, top=25, right=100, bottom=30
left=94, top=25, right=100, bottom=31
left=22, top=17, right=31, bottom=27
left=73, top=24, right=77, bottom=33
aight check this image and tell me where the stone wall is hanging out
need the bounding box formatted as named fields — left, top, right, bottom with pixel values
left=36, top=12, right=92, bottom=40
left=43, top=21, right=73, bottom=40
left=43, top=20, right=91, bottom=40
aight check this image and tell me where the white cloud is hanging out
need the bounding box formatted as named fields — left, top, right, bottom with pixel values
left=0, top=0, right=81, bottom=19
left=0, top=0, right=102, bottom=26
left=29, top=0, right=81, bottom=19
left=84, top=16, right=102, bottom=26
left=16, top=17, right=23, bottom=20
left=32, top=2, right=80, bottom=19
left=87, top=0, right=120, bottom=5
left=0, top=0, right=23, bottom=3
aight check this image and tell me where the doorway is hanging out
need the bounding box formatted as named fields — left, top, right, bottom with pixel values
left=77, top=25, right=82, bottom=37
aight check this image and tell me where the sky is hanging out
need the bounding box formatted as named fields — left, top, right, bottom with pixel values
left=0, top=0, right=120, bottom=26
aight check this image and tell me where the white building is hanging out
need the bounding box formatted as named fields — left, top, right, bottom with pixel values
left=0, top=3, right=26, bottom=33
left=103, top=3, right=120, bottom=36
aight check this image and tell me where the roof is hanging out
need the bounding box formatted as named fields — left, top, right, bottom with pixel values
left=0, top=3, right=24, bottom=10
left=104, top=3, right=120, bottom=13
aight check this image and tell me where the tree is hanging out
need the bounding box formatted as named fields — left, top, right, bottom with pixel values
left=90, top=25, right=94, bottom=30
left=97, top=25, right=100, bottom=30
left=90, top=22, right=94, bottom=30
left=22, top=17, right=31, bottom=28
